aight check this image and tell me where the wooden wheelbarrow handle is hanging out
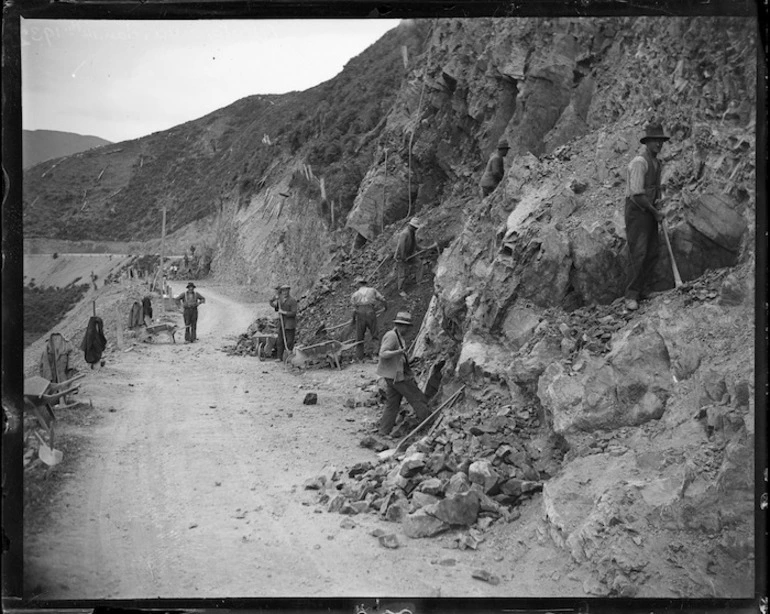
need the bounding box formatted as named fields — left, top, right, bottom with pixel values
left=47, top=373, right=86, bottom=391
left=40, top=385, right=81, bottom=405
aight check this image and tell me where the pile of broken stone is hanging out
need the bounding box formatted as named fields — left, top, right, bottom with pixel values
left=304, top=400, right=560, bottom=543
left=223, top=317, right=277, bottom=356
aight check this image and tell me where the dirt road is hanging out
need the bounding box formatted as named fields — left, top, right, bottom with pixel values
left=24, top=283, right=578, bottom=600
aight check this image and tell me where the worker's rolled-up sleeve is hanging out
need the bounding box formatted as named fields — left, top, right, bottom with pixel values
left=627, top=157, right=647, bottom=196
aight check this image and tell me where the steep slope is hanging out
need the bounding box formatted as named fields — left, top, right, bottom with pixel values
left=291, top=15, right=759, bottom=598
left=22, top=22, right=427, bottom=288
left=22, top=129, right=112, bottom=169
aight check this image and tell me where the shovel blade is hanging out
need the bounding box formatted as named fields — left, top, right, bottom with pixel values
left=38, top=444, right=63, bottom=466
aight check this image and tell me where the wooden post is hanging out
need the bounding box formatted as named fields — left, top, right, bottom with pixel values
left=115, top=307, right=124, bottom=350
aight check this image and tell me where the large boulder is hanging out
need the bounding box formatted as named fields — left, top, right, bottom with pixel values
left=425, top=491, right=480, bottom=526
left=403, top=508, right=450, bottom=539
left=661, top=191, right=748, bottom=287
left=507, top=334, right=563, bottom=387
left=501, top=304, right=542, bottom=349
left=569, top=221, right=627, bottom=304
left=346, top=163, right=410, bottom=242
left=455, top=334, right=511, bottom=380
left=538, top=321, right=672, bottom=437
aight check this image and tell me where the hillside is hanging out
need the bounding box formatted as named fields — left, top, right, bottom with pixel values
left=18, top=15, right=760, bottom=600
left=22, top=129, right=112, bottom=169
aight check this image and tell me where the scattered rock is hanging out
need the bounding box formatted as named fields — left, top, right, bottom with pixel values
left=410, top=491, right=440, bottom=511
left=471, top=569, right=501, bottom=585
left=445, top=472, right=472, bottom=496
left=327, top=494, right=346, bottom=513
left=417, top=477, right=444, bottom=496
left=359, top=435, right=389, bottom=452
left=468, top=459, right=499, bottom=493
left=403, top=509, right=450, bottom=538
left=384, top=500, right=409, bottom=523
left=303, top=393, right=318, bottom=405
left=378, top=533, right=400, bottom=549
left=718, top=273, right=746, bottom=306
left=428, top=491, right=480, bottom=526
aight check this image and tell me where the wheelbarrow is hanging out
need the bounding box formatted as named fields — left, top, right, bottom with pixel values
left=145, top=322, right=179, bottom=343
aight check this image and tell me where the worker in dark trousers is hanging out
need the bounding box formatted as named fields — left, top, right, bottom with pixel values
left=376, top=311, right=431, bottom=438
left=175, top=282, right=205, bottom=342
left=269, top=284, right=298, bottom=360
left=350, top=276, right=388, bottom=361
left=394, top=217, right=425, bottom=296
left=479, top=138, right=510, bottom=197
left=624, top=121, right=669, bottom=311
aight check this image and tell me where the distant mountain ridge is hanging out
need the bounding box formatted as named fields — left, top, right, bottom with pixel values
left=23, top=129, right=112, bottom=168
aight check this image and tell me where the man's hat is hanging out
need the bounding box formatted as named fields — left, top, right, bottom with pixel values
left=186, top=282, right=196, bottom=289
left=355, top=276, right=367, bottom=285
left=280, top=284, right=291, bottom=290
left=393, top=311, right=413, bottom=326
left=497, top=138, right=510, bottom=150
left=640, top=121, right=670, bottom=144
left=408, top=217, right=422, bottom=228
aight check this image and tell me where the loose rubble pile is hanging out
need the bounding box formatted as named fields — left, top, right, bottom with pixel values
left=223, top=317, right=278, bottom=356
left=304, top=395, right=567, bottom=544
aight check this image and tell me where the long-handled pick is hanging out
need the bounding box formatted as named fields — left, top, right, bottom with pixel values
left=661, top=220, right=683, bottom=289
left=378, top=385, right=466, bottom=460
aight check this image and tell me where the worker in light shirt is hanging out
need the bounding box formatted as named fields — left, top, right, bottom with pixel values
left=624, top=121, right=670, bottom=311
left=350, top=277, right=388, bottom=361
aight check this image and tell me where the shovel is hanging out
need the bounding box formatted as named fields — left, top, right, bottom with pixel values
left=378, top=385, right=466, bottom=460
left=33, top=430, right=63, bottom=466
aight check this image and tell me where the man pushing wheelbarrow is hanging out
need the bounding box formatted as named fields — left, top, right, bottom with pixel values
left=174, top=282, right=206, bottom=343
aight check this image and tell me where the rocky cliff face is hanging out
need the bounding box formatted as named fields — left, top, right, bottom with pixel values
left=383, top=16, right=756, bottom=597
left=332, top=16, right=756, bottom=597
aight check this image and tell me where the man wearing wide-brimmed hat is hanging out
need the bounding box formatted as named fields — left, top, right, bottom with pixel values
left=479, top=137, right=511, bottom=197
left=174, top=282, right=206, bottom=342
left=394, top=216, right=425, bottom=295
left=376, top=311, right=431, bottom=437
left=350, top=276, right=388, bottom=361
left=269, top=284, right=298, bottom=360
left=623, top=121, right=670, bottom=311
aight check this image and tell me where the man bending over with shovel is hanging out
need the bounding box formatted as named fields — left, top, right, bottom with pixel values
left=376, top=311, right=431, bottom=438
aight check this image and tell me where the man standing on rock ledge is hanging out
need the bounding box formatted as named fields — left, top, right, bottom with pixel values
left=479, top=138, right=510, bottom=198
left=624, top=121, right=669, bottom=311
left=394, top=217, right=424, bottom=296
left=376, top=311, right=431, bottom=438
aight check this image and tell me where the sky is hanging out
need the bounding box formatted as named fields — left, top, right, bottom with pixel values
left=21, top=19, right=401, bottom=143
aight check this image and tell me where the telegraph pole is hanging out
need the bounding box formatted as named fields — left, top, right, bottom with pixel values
left=160, top=205, right=167, bottom=315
